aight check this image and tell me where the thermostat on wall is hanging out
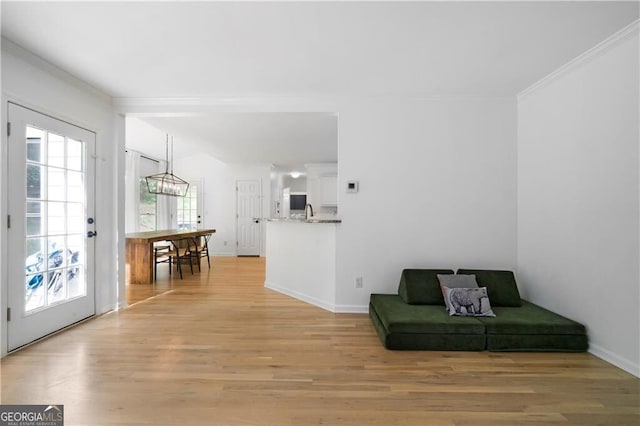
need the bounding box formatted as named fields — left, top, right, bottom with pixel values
left=346, top=180, right=359, bottom=193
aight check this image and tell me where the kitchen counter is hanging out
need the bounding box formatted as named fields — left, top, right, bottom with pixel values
left=266, top=217, right=342, bottom=224
left=265, top=219, right=339, bottom=311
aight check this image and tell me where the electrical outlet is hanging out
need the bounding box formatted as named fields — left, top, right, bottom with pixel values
left=355, top=277, right=363, bottom=289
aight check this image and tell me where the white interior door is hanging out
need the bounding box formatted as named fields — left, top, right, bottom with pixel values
left=236, top=179, right=261, bottom=256
left=7, top=103, right=96, bottom=351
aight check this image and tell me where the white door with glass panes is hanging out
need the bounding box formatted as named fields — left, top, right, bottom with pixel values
left=177, top=180, right=203, bottom=230
left=7, top=103, right=96, bottom=351
left=138, top=156, right=160, bottom=232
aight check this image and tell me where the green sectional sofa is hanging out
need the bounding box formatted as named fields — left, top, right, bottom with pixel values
left=369, top=269, right=588, bottom=352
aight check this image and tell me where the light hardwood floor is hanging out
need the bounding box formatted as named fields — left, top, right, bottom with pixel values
left=2, top=257, right=638, bottom=425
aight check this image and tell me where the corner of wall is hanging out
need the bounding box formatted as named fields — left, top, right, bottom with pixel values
left=590, top=344, right=640, bottom=378
left=518, top=20, right=639, bottom=101
left=516, top=20, right=640, bottom=378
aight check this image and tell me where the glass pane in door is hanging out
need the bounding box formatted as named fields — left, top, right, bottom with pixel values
left=25, top=237, right=46, bottom=311
left=24, top=125, right=87, bottom=313
left=177, top=183, right=199, bottom=230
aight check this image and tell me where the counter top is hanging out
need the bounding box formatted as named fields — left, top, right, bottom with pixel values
left=266, top=218, right=342, bottom=224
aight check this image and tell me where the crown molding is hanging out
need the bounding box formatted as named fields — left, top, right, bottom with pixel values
left=112, top=95, right=344, bottom=114
left=113, top=93, right=514, bottom=115
left=518, top=19, right=639, bottom=100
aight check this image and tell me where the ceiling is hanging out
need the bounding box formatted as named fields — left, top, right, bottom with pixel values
left=2, top=1, right=638, bottom=164
left=126, top=112, right=338, bottom=167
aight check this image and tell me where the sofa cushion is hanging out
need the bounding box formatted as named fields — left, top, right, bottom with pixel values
left=485, top=334, right=588, bottom=352
left=437, top=273, right=478, bottom=289
left=370, top=294, right=485, bottom=335
left=457, top=269, right=522, bottom=307
left=443, top=287, right=496, bottom=317
left=398, top=269, right=454, bottom=305
left=478, top=301, right=588, bottom=351
left=477, top=300, right=586, bottom=335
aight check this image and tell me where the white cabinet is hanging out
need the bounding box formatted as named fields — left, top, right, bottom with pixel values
left=305, top=163, right=338, bottom=210
left=320, top=175, right=337, bottom=206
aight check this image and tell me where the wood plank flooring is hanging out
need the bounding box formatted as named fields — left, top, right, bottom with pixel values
left=2, top=257, right=638, bottom=425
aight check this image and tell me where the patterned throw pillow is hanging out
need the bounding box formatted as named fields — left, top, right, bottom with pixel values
left=437, top=274, right=479, bottom=311
left=442, top=286, right=496, bottom=317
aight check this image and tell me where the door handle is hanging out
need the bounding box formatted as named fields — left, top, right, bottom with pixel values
left=87, top=231, right=97, bottom=238
left=253, top=220, right=260, bottom=224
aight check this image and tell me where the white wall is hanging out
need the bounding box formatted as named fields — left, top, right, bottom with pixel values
left=282, top=175, right=307, bottom=193
left=265, top=221, right=336, bottom=311
left=517, top=25, right=639, bottom=376
left=335, top=97, right=517, bottom=311
left=173, top=154, right=272, bottom=256
left=1, top=40, right=122, bottom=354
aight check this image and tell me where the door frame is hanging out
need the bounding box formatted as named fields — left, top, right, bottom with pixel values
left=1, top=97, right=99, bottom=356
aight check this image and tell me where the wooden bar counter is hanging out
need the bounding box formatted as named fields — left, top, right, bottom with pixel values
left=125, top=228, right=216, bottom=284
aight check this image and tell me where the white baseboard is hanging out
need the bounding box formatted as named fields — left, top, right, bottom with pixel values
left=589, top=343, right=640, bottom=378
left=333, top=305, right=369, bottom=314
left=264, top=281, right=369, bottom=314
left=264, top=281, right=335, bottom=312
left=210, top=251, right=237, bottom=257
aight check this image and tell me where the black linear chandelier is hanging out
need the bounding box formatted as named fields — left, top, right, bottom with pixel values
left=145, top=135, right=189, bottom=197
